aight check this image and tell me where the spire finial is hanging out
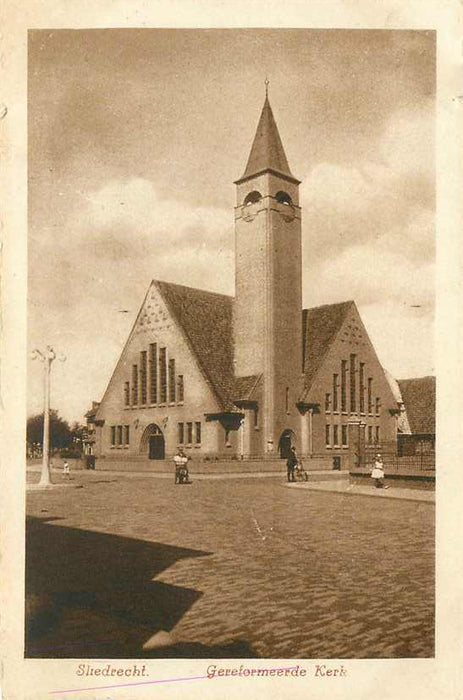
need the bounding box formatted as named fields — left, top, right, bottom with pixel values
left=265, top=77, right=269, bottom=99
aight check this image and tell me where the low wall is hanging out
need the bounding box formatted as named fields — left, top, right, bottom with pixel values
left=350, top=470, right=435, bottom=491
left=80, top=455, right=337, bottom=475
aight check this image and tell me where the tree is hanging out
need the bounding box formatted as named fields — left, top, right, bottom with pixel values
left=26, top=410, right=72, bottom=449
left=69, top=421, right=86, bottom=454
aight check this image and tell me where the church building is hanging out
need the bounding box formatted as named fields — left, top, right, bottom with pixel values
left=91, top=94, right=399, bottom=468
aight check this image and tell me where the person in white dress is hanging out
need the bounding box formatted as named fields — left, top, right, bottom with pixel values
left=371, top=453, right=388, bottom=489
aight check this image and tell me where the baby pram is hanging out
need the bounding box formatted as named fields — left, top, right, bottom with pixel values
left=295, top=461, right=309, bottom=482
left=175, top=464, right=192, bottom=484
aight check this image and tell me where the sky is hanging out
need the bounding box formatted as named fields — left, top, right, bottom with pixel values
left=27, top=28, right=435, bottom=424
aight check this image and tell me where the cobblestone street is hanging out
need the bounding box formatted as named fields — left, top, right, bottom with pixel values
left=26, top=471, right=434, bottom=659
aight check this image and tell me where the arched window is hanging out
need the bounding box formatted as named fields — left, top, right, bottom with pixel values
left=276, top=191, right=292, bottom=205
left=244, top=190, right=262, bottom=206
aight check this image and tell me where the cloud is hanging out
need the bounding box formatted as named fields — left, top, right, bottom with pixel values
left=28, top=96, right=435, bottom=422
left=306, top=244, right=434, bottom=310
left=77, top=178, right=231, bottom=244
left=301, top=101, right=434, bottom=256
left=380, top=101, right=434, bottom=180
left=299, top=101, right=435, bottom=384
left=301, top=100, right=434, bottom=329
left=28, top=178, right=235, bottom=421
left=360, top=300, right=435, bottom=380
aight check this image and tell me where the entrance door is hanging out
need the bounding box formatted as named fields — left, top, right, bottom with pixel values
left=279, top=431, right=294, bottom=459
left=149, top=435, right=165, bottom=460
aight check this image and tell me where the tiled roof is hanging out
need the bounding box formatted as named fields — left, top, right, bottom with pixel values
left=301, top=301, right=354, bottom=397
left=397, top=376, right=436, bottom=435
left=237, top=96, right=298, bottom=183
left=156, top=281, right=357, bottom=411
left=156, top=281, right=236, bottom=411
left=233, top=375, right=261, bottom=402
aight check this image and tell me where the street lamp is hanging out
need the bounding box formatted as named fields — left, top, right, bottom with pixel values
left=31, top=346, right=66, bottom=486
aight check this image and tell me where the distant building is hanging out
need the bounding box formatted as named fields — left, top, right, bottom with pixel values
left=90, top=94, right=404, bottom=467
left=396, top=377, right=436, bottom=455
left=82, top=401, right=101, bottom=456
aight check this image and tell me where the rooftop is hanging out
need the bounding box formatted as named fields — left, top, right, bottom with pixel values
left=236, top=96, right=299, bottom=184
left=397, top=376, right=436, bottom=435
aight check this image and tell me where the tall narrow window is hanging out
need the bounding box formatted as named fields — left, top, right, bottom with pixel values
left=117, top=425, right=123, bottom=446
left=368, top=378, right=373, bottom=414
left=187, top=421, right=193, bottom=444
left=285, top=387, right=290, bottom=414
left=253, top=406, right=259, bottom=428
left=140, top=351, right=147, bottom=404
left=177, top=375, right=184, bottom=402
left=368, top=425, right=373, bottom=443
left=124, top=381, right=130, bottom=407
left=333, top=374, right=339, bottom=412
left=159, top=348, right=167, bottom=403
left=124, top=425, right=130, bottom=445
left=110, top=426, right=116, bottom=446
left=168, top=358, right=176, bottom=403
left=342, top=425, right=348, bottom=446
left=359, top=363, right=365, bottom=413
left=325, top=424, right=331, bottom=446
left=333, top=425, right=339, bottom=446
left=375, top=426, right=380, bottom=443
left=341, top=360, right=347, bottom=412
left=375, top=397, right=381, bottom=415
left=178, top=422, right=184, bottom=444
left=195, top=422, right=201, bottom=444
left=149, top=343, right=157, bottom=403
left=131, top=365, right=138, bottom=405
left=350, top=354, right=356, bottom=413
left=325, top=393, right=331, bottom=412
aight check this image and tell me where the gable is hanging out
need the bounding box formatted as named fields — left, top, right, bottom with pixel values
left=95, top=281, right=227, bottom=419
left=303, top=301, right=398, bottom=411
left=302, top=301, right=353, bottom=394
left=397, top=377, right=436, bottom=434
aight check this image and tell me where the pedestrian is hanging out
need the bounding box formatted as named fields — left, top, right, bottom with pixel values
left=62, top=459, right=70, bottom=479
left=286, top=446, right=298, bottom=482
left=371, top=453, right=388, bottom=489
left=173, top=447, right=190, bottom=484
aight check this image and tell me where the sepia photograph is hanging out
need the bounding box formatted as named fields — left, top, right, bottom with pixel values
left=23, top=27, right=438, bottom=664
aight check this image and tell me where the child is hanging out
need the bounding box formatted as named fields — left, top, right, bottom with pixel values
left=371, top=453, right=388, bottom=489
left=63, top=459, right=70, bottom=479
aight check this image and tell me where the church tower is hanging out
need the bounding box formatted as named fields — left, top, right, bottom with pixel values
left=234, top=91, right=303, bottom=454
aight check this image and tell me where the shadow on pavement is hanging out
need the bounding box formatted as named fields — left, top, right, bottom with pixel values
left=143, top=639, right=260, bottom=658
left=25, top=516, right=212, bottom=658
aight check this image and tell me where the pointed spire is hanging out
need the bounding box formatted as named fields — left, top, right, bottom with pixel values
left=236, top=90, right=299, bottom=185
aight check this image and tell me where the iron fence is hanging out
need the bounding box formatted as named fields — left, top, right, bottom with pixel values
left=363, top=442, right=435, bottom=472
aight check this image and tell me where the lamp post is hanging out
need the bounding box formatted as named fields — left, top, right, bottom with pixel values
left=31, top=346, right=66, bottom=486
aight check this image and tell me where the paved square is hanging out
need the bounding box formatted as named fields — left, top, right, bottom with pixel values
left=26, top=471, right=434, bottom=658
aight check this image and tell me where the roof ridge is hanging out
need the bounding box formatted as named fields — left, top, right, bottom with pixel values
left=154, top=279, right=234, bottom=300
left=303, top=300, right=354, bottom=313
